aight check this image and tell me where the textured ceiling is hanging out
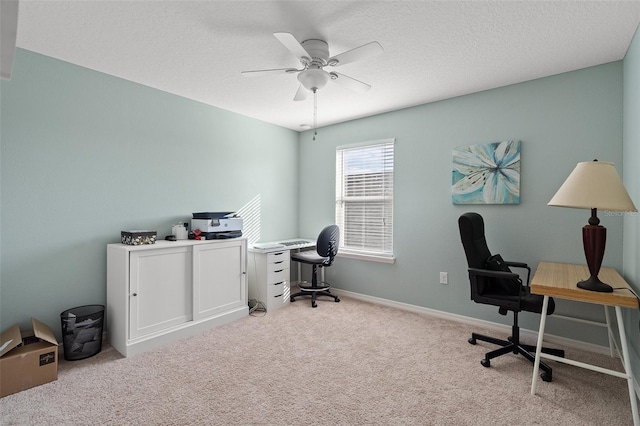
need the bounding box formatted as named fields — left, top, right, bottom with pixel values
left=14, top=1, right=640, bottom=131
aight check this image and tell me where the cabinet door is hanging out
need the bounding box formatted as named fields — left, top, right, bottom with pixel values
left=129, top=246, right=193, bottom=339
left=193, top=240, right=247, bottom=320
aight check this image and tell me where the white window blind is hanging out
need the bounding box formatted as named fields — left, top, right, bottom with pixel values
left=335, top=139, right=394, bottom=258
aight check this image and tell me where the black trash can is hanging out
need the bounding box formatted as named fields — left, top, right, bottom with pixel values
left=60, top=304, right=104, bottom=361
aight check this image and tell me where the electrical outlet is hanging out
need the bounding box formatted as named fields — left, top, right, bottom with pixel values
left=440, top=272, right=448, bottom=284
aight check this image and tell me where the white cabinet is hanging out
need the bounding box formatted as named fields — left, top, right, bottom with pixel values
left=248, top=250, right=290, bottom=312
left=107, top=239, right=248, bottom=357
left=129, top=246, right=193, bottom=339
left=193, top=241, right=246, bottom=320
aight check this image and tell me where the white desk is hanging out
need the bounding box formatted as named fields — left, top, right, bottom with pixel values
left=251, top=238, right=315, bottom=253
left=530, top=262, right=639, bottom=426
left=250, top=238, right=316, bottom=281
left=248, top=239, right=315, bottom=311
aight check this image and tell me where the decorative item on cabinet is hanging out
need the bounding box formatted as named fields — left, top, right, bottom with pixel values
left=121, top=230, right=157, bottom=245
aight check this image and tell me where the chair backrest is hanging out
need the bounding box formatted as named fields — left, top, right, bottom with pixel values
left=459, top=212, right=524, bottom=306
left=458, top=212, right=492, bottom=269
left=316, top=224, right=340, bottom=266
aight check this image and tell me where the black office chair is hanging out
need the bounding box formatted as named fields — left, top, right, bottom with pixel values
left=290, top=225, right=341, bottom=308
left=458, top=212, right=564, bottom=382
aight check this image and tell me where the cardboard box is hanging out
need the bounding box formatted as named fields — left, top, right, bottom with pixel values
left=0, top=318, right=59, bottom=398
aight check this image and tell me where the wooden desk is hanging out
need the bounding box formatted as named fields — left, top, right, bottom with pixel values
left=530, top=261, right=639, bottom=425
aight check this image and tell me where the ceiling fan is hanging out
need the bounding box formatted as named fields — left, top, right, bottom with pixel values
left=242, top=32, right=383, bottom=101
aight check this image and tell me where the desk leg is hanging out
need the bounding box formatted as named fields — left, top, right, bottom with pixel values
left=531, top=295, right=550, bottom=396
left=615, top=306, right=640, bottom=426
left=604, top=306, right=615, bottom=358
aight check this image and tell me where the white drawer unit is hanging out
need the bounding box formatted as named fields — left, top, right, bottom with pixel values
left=248, top=250, right=290, bottom=312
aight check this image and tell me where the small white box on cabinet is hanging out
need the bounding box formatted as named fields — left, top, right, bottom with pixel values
left=248, top=250, right=290, bottom=312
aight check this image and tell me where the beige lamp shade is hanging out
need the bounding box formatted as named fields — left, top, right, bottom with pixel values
left=548, top=161, right=637, bottom=212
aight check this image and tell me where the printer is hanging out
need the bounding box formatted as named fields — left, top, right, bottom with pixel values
left=190, top=212, right=243, bottom=239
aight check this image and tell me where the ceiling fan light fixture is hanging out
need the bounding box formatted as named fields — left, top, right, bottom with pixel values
left=297, top=69, right=330, bottom=91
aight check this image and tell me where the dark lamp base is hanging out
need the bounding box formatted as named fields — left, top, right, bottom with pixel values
left=577, top=275, right=613, bottom=293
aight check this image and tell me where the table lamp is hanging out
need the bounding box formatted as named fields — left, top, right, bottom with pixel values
left=548, top=160, right=637, bottom=292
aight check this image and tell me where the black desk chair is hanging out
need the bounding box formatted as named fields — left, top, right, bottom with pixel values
left=458, top=212, right=564, bottom=382
left=290, top=225, right=341, bottom=308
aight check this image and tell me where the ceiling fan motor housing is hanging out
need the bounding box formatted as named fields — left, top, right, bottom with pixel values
left=300, top=39, right=330, bottom=67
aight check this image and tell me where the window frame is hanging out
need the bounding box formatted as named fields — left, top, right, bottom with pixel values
left=335, top=138, right=395, bottom=263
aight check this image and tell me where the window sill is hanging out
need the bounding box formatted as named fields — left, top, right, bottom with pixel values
left=337, top=251, right=396, bottom=264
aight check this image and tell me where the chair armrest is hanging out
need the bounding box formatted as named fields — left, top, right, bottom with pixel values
left=503, top=261, right=531, bottom=286
left=468, top=268, right=523, bottom=300
left=468, top=268, right=520, bottom=280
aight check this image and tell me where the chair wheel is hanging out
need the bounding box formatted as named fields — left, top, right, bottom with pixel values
left=312, top=302, right=317, bottom=308
left=468, top=337, right=476, bottom=345
left=335, top=297, right=340, bottom=302
left=290, top=296, right=295, bottom=302
left=541, top=372, right=552, bottom=382
left=481, top=359, right=490, bottom=368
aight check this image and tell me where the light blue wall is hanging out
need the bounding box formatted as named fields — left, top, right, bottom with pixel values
left=0, top=49, right=299, bottom=334
left=0, top=47, right=633, bottom=351
left=298, top=62, right=626, bottom=345
left=623, top=24, right=640, bottom=385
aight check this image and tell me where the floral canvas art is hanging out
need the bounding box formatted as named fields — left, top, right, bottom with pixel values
left=452, top=140, right=521, bottom=204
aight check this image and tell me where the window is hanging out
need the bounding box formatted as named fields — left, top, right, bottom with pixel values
left=335, top=138, right=394, bottom=261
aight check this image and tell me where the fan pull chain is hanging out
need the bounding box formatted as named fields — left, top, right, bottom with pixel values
left=313, top=89, right=318, bottom=141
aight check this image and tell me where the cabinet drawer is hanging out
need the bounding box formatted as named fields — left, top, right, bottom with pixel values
left=267, top=268, right=289, bottom=285
left=267, top=252, right=289, bottom=269
left=267, top=251, right=288, bottom=261
left=267, top=281, right=290, bottom=311
left=268, top=280, right=289, bottom=298
left=268, top=259, right=289, bottom=274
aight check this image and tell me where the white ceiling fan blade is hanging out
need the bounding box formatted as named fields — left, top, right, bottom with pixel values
left=330, top=72, right=371, bottom=93
left=328, top=42, right=383, bottom=67
left=241, top=68, right=298, bottom=77
left=293, top=85, right=308, bottom=101
left=274, top=32, right=310, bottom=61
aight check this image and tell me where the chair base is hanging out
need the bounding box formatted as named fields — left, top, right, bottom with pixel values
left=290, top=282, right=340, bottom=308
left=469, top=332, right=565, bottom=382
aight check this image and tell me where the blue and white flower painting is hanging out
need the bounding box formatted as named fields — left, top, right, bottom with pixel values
left=452, top=140, right=520, bottom=204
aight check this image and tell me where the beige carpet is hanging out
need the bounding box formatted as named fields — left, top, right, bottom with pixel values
left=0, top=295, right=635, bottom=425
